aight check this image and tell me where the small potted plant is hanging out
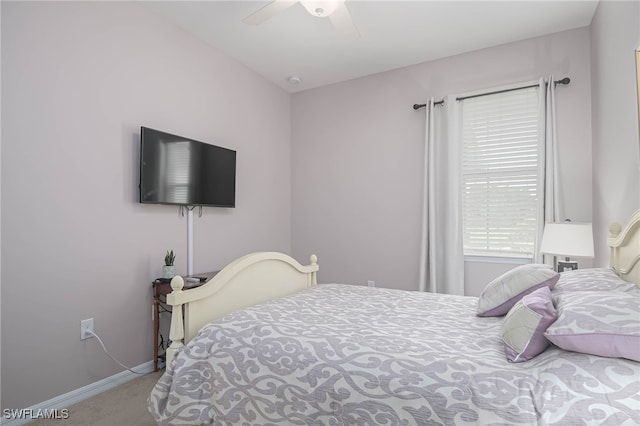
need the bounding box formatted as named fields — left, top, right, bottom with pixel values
left=163, top=250, right=176, bottom=279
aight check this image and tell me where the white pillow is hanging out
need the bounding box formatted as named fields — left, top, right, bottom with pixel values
left=477, top=264, right=559, bottom=317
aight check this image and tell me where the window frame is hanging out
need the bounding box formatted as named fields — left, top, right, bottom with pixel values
left=459, top=83, right=541, bottom=260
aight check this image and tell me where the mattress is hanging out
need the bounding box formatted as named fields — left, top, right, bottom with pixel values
left=148, top=282, right=639, bottom=425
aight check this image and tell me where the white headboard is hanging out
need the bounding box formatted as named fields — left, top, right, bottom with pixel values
left=164, top=252, right=319, bottom=367
left=608, top=208, right=640, bottom=286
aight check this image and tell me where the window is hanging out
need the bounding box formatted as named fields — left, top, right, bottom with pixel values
left=461, top=86, right=540, bottom=258
left=163, top=141, right=191, bottom=203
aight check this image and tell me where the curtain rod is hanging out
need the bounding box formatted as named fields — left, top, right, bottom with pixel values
left=412, top=77, right=570, bottom=111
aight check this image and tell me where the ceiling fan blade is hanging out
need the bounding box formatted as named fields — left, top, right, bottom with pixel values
left=329, top=2, right=359, bottom=40
left=242, top=0, right=299, bottom=25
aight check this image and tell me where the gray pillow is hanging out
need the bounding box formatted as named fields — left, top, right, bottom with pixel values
left=545, top=290, right=640, bottom=362
left=477, top=264, right=559, bottom=317
left=552, top=267, right=637, bottom=293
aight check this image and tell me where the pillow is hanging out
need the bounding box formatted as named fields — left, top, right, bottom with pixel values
left=545, top=290, right=640, bottom=362
left=501, top=286, right=557, bottom=362
left=477, top=264, right=560, bottom=317
left=553, top=267, right=637, bottom=293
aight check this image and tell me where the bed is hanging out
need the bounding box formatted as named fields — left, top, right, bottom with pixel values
left=148, top=211, right=640, bottom=425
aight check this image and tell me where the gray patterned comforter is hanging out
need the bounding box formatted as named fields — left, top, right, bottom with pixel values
left=148, top=282, right=640, bottom=425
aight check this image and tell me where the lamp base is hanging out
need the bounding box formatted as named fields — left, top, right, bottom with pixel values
left=557, top=260, right=578, bottom=272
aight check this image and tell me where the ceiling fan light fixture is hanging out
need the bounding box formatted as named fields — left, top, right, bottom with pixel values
left=243, top=0, right=359, bottom=41
left=300, top=0, right=344, bottom=18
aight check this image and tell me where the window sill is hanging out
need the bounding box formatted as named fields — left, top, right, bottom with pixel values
left=464, top=255, right=532, bottom=265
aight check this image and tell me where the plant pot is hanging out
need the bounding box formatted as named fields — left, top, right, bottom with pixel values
left=162, top=265, right=176, bottom=279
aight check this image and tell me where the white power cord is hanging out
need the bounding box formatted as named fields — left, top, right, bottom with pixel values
left=86, top=330, right=147, bottom=375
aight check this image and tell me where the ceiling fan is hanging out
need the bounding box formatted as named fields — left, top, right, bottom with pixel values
left=242, top=0, right=360, bottom=41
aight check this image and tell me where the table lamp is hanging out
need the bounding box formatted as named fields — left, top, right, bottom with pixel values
left=540, top=222, right=595, bottom=272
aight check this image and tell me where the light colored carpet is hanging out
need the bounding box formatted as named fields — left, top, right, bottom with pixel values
left=29, top=371, right=163, bottom=426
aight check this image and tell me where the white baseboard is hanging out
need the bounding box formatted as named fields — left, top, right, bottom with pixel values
left=1, top=361, right=155, bottom=426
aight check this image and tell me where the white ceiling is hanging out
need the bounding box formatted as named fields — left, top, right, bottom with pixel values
left=144, top=1, right=599, bottom=93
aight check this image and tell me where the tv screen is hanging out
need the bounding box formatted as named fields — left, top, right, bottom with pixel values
left=139, top=127, right=236, bottom=207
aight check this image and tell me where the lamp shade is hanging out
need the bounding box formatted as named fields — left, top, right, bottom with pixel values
left=540, top=223, right=594, bottom=258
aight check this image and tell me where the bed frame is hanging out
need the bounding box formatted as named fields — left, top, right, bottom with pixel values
left=165, top=252, right=318, bottom=367
left=164, top=209, right=640, bottom=367
left=608, top=207, right=640, bottom=286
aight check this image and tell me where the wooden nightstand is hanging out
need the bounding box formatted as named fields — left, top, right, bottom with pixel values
left=152, top=271, right=218, bottom=371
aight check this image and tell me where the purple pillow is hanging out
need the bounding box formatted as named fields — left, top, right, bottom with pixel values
left=501, top=286, right=557, bottom=362
left=545, top=290, right=640, bottom=362
left=477, top=264, right=560, bottom=317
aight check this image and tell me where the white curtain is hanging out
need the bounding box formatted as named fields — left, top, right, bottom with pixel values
left=418, top=96, right=465, bottom=295
left=534, top=76, right=564, bottom=264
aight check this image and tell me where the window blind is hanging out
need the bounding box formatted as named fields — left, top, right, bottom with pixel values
left=164, top=141, right=191, bottom=203
left=461, top=86, right=540, bottom=258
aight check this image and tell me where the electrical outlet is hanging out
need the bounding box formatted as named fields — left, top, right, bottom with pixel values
left=367, top=280, right=375, bottom=287
left=80, top=318, right=94, bottom=340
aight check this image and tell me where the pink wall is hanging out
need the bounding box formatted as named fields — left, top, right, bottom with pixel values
left=292, top=27, right=593, bottom=295
left=3, top=0, right=637, bottom=414
left=1, top=2, right=291, bottom=409
left=591, top=1, right=640, bottom=265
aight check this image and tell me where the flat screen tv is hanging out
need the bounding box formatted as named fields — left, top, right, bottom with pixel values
left=139, top=127, right=236, bottom=208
